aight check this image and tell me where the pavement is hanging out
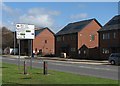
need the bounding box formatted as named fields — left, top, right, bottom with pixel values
left=2, top=55, right=109, bottom=65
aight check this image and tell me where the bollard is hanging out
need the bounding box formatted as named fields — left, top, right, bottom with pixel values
left=43, top=61, right=48, bottom=75
left=24, top=61, right=27, bottom=74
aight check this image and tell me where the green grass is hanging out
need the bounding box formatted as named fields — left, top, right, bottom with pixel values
left=2, top=62, right=118, bottom=85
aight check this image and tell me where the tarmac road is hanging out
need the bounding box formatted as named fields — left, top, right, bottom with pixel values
left=1, top=56, right=119, bottom=80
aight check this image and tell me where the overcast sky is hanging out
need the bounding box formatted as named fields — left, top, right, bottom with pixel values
left=2, top=2, right=118, bottom=33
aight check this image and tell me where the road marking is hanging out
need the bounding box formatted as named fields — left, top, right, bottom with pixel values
left=77, top=65, right=118, bottom=72
left=45, top=60, right=108, bottom=65
left=50, top=62, right=118, bottom=72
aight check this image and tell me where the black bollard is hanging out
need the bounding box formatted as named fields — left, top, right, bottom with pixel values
left=43, top=61, right=47, bottom=75
left=24, top=61, right=27, bottom=74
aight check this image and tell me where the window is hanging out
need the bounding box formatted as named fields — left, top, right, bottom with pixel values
left=102, top=48, right=109, bottom=54
left=91, top=35, right=95, bottom=41
left=57, top=37, right=61, bottom=42
left=71, top=35, right=75, bottom=40
left=35, top=48, right=37, bottom=52
left=102, top=33, right=110, bottom=40
left=107, top=33, right=110, bottom=39
left=62, top=36, right=64, bottom=41
left=71, top=48, right=76, bottom=52
left=113, top=32, right=116, bottom=39
left=45, top=40, right=47, bottom=43
left=83, top=50, right=86, bottom=54
left=103, top=34, right=105, bottom=40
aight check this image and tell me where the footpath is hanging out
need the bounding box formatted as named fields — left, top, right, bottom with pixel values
left=2, top=55, right=109, bottom=65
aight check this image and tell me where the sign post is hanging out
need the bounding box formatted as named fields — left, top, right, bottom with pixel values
left=30, top=39, right=33, bottom=69
left=18, top=40, right=20, bottom=71
left=16, top=24, right=35, bottom=71
left=14, top=31, right=16, bottom=55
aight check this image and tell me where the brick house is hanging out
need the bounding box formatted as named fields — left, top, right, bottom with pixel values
left=33, top=27, right=55, bottom=55
left=55, top=18, right=102, bottom=59
left=98, top=15, right=120, bottom=59
left=20, top=27, right=55, bottom=56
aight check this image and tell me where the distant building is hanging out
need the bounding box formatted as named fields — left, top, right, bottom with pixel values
left=98, top=15, right=120, bottom=59
left=55, top=18, right=102, bottom=59
left=20, top=27, right=55, bottom=56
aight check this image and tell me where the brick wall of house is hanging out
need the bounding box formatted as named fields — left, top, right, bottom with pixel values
left=99, top=30, right=120, bottom=59
left=78, top=20, right=101, bottom=49
left=99, top=30, right=120, bottom=47
left=55, top=33, right=78, bottom=58
left=33, top=29, right=55, bottom=55
left=88, top=47, right=100, bottom=59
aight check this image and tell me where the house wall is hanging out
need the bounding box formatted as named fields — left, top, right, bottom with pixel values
left=88, top=47, right=100, bottom=59
left=33, top=29, right=55, bottom=55
left=99, top=30, right=120, bottom=59
left=55, top=33, right=78, bottom=58
left=78, top=20, right=101, bottom=49
left=56, top=20, right=101, bottom=59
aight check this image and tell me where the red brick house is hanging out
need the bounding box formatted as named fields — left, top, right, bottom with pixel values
left=20, top=27, right=55, bottom=56
left=55, top=18, right=102, bottom=59
left=33, top=27, right=55, bottom=55
left=98, top=15, right=120, bottom=59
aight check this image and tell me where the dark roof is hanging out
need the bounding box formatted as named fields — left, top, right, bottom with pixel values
left=35, top=28, right=45, bottom=36
left=35, top=27, right=54, bottom=36
left=56, top=18, right=101, bottom=35
left=98, top=15, right=120, bottom=32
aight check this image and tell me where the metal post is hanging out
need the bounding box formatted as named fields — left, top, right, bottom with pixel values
left=14, top=31, right=16, bottom=55
left=18, top=40, right=20, bottom=71
left=24, top=61, right=27, bottom=74
left=43, top=61, right=47, bottom=75
left=30, top=40, right=32, bottom=69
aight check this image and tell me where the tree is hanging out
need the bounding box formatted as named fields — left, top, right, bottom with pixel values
left=2, top=27, right=14, bottom=50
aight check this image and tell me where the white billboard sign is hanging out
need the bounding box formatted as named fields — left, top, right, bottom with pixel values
left=16, top=24, right=35, bottom=39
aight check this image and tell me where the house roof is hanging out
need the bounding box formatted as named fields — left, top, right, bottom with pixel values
left=56, top=18, right=101, bottom=35
left=35, top=28, right=45, bottom=36
left=35, top=27, right=54, bottom=36
left=98, top=15, right=120, bottom=32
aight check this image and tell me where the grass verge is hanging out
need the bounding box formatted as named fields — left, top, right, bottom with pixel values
left=2, top=62, right=118, bottom=85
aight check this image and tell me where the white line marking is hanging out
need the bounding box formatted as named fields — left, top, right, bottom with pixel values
left=50, top=62, right=118, bottom=72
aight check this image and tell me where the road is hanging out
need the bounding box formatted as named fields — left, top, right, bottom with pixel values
left=1, top=56, right=119, bottom=80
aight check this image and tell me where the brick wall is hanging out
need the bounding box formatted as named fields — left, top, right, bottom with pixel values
left=33, top=29, right=55, bottom=55
left=78, top=20, right=101, bottom=49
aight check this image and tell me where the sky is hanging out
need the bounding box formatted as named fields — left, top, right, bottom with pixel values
left=2, top=2, right=118, bottom=33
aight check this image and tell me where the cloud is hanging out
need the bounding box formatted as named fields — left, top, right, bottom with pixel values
left=19, top=14, right=54, bottom=28
left=19, top=8, right=60, bottom=28
left=2, top=3, right=14, bottom=14
left=28, top=8, right=60, bottom=16
left=2, top=3, right=21, bottom=17
left=2, top=3, right=60, bottom=31
left=70, top=13, right=88, bottom=19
